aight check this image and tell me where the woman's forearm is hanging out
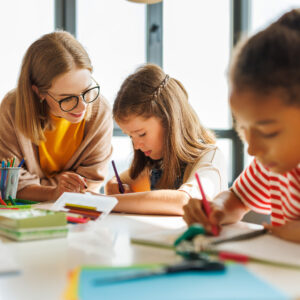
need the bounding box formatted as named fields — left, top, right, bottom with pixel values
left=17, top=185, right=56, bottom=202
left=113, top=190, right=190, bottom=215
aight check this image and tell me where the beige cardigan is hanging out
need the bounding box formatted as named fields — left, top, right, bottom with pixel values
left=0, top=90, right=113, bottom=192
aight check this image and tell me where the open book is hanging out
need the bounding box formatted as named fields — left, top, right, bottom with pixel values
left=131, top=222, right=300, bottom=269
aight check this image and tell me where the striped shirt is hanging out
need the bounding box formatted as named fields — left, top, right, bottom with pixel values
left=232, top=158, right=300, bottom=226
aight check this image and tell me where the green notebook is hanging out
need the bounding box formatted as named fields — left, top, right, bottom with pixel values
left=0, top=225, right=68, bottom=241
left=0, top=209, right=67, bottom=229
left=0, top=209, right=68, bottom=241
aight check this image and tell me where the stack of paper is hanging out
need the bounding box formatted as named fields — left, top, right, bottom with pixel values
left=0, top=209, right=68, bottom=241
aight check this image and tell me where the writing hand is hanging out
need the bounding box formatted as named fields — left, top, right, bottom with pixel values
left=53, top=171, right=87, bottom=199
left=183, top=197, right=224, bottom=234
left=106, top=178, right=132, bottom=195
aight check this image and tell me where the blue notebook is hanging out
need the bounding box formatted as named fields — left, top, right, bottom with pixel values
left=78, top=264, right=289, bottom=300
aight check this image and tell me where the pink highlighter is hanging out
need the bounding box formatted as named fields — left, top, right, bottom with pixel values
left=195, top=172, right=219, bottom=236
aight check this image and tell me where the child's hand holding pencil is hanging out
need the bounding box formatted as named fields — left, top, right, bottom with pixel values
left=183, top=196, right=224, bottom=235
left=183, top=173, right=223, bottom=236
left=109, top=160, right=132, bottom=194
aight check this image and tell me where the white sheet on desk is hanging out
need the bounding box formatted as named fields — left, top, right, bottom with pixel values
left=213, top=223, right=300, bottom=268
left=0, top=242, right=20, bottom=275
left=51, top=192, right=118, bottom=220
left=68, top=221, right=115, bottom=261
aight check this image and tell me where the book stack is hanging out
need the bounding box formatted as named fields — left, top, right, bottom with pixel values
left=0, top=209, right=68, bottom=241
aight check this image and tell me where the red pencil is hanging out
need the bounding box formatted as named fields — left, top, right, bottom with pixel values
left=0, top=195, right=7, bottom=206
left=195, top=172, right=219, bottom=236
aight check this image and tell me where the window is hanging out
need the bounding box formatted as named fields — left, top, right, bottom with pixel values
left=77, top=0, right=146, bottom=107
left=77, top=0, right=147, bottom=179
left=0, top=0, right=54, bottom=101
left=163, top=0, right=232, bottom=182
left=244, top=0, right=300, bottom=167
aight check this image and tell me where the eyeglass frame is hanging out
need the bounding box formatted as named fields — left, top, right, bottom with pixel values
left=46, top=77, right=100, bottom=112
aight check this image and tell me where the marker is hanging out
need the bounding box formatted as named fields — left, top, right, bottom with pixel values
left=8, top=196, right=16, bottom=206
left=111, top=160, right=124, bottom=194
left=195, top=172, right=219, bottom=236
left=18, top=158, right=25, bottom=168
left=11, top=157, right=15, bottom=167
left=66, top=215, right=90, bottom=224
left=0, top=161, right=5, bottom=199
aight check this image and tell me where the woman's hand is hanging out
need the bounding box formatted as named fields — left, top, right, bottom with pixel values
left=52, top=171, right=87, bottom=199
left=264, top=221, right=300, bottom=243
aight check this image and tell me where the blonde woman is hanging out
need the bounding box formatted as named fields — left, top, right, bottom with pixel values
left=0, top=31, right=113, bottom=201
left=105, top=64, right=227, bottom=215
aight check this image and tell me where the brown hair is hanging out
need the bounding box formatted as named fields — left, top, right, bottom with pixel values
left=16, top=31, right=94, bottom=145
left=113, top=64, right=215, bottom=189
left=229, top=9, right=300, bottom=106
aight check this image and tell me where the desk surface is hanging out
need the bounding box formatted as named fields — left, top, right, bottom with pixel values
left=0, top=212, right=299, bottom=300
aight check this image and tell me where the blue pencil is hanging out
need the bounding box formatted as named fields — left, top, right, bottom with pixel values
left=0, top=161, right=6, bottom=199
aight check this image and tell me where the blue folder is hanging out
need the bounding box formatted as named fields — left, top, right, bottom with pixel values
left=78, top=264, right=289, bottom=300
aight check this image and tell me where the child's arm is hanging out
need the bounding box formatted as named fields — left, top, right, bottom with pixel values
left=264, top=221, right=300, bottom=243
left=183, top=189, right=249, bottom=233
left=105, top=169, right=133, bottom=194
left=111, top=190, right=190, bottom=215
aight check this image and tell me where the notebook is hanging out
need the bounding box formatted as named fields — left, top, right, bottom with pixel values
left=0, top=209, right=68, bottom=241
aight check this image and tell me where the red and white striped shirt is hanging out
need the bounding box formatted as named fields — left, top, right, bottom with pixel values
left=232, top=158, right=300, bottom=226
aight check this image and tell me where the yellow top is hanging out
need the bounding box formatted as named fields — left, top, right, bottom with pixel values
left=39, top=114, right=85, bottom=177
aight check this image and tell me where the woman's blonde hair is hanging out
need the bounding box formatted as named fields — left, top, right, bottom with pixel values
left=113, top=64, right=215, bottom=189
left=16, top=31, right=94, bottom=145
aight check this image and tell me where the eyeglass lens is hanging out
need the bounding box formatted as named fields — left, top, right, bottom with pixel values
left=60, top=86, right=100, bottom=111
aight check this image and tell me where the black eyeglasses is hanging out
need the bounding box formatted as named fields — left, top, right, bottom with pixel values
left=46, top=78, right=100, bottom=112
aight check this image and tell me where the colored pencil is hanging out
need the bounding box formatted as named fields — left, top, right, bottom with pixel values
left=111, top=160, right=124, bottom=194
left=195, top=172, right=219, bottom=236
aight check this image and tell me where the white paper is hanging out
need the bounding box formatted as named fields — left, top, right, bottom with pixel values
left=0, top=242, right=20, bottom=275
left=132, top=222, right=300, bottom=268
left=214, top=224, right=300, bottom=268
left=51, top=192, right=118, bottom=221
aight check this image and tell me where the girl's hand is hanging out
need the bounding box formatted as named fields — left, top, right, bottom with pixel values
left=105, top=177, right=132, bottom=195
left=53, top=171, right=87, bottom=199
left=183, top=197, right=224, bottom=234
left=263, top=221, right=300, bottom=243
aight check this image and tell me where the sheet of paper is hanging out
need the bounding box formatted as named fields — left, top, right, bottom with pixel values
left=74, top=264, right=289, bottom=300
left=215, top=229, right=300, bottom=268
left=132, top=222, right=300, bottom=268
left=0, top=242, right=20, bottom=275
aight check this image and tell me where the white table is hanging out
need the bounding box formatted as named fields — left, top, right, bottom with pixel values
left=0, top=213, right=299, bottom=300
